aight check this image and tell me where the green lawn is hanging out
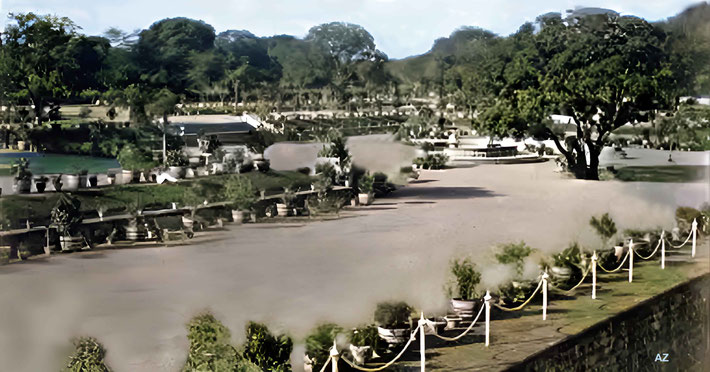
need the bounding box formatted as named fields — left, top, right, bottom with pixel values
left=614, top=165, right=708, bottom=183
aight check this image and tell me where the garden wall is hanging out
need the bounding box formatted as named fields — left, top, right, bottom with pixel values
left=510, top=273, right=710, bottom=371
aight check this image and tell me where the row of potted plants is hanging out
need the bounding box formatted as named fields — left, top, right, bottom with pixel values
left=10, top=158, right=100, bottom=194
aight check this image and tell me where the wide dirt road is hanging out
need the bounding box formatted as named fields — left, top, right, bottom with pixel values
left=0, top=161, right=707, bottom=371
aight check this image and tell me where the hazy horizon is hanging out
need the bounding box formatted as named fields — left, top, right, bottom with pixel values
left=0, top=0, right=703, bottom=59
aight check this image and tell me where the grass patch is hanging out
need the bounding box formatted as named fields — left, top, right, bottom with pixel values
left=613, top=165, right=708, bottom=183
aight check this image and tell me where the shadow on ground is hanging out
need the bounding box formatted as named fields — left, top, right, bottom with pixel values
left=393, top=186, right=501, bottom=200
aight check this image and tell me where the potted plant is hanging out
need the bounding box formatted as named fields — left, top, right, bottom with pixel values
left=78, top=169, right=89, bottom=189
left=357, top=173, right=375, bottom=206
left=88, top=174, right=99, bottom=188
left=589, top=213, right=619, bottom=266
left=374, top=301, right=412, bottom=346
left=124, top=201, right=147, bottom=241
left=165, top=149, right=188, bottom=178
left=305, top=323, right=344, bottom=371
left=348, top=325, right=380, bottom=365
left=494, top=241, right=537, bottom=306
left=52, top=174, right=63, bottom=192
left=221, top=175, right=257, bottom=224
left=276, top=187, right=296, bottom=217
left=548, top=242, right=586, bottom=285
left=50, top=193, right=84, bottom=251
left=447, top=257, right=482, bottom=318
left=33, top=175, right=49, bottom=193
left=11, top=158, right=32, bottom=194
left=118, top=144, right=157, bottom=184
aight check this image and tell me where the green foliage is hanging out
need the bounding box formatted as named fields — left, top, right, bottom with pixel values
left=357, top=172, right=374, bottom=194
left=448, top=257, right=481, bottom=300
left=675, top=206, right=703, bottom=233
left=63, top=337, right=111, bottom=372
left=306, top=189, right=347, bottom=216
left=305, top=323, right=343, bottom=370
left=551, top=242, right=584, bottom=269
left=589, top=213, right=618, bottom=242
left=222, top=175, right=257, bottom=211
left=183, top=313, right=239, bottom=372
left=165, top=149, right=189, bottom=167
left=414, top=154, right=448, bottom=170
left=242, top=322, right=293, bottom=372
left=374, top=301, right=412, bottom=328
left=117, top=144, right=157, bottom=171
left=51, top=193, right=83, bottom=236
left=349, top=324, right=379, bottom=350
left=10, top=157, right=32, bottom=180
left=318, top=135, right=351, bottom=169
left=495, top=241, right=534, bottom=277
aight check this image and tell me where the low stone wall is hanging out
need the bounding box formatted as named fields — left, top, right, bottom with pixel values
left=511, top=273, right=710, bottom=371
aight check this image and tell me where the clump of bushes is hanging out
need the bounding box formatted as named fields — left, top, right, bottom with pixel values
left=183, top=313, right=240, bottom=371
left=222, top=175, right=257, bottom=211
left=414, top=153, right=448, bottom=170
left=242, top=322, right=293, bottom=372
left=63, top=337, right=111, bottom=372
left=675, top=206, right=707, bottom=235
left=374, top=301, right=412, bottom=328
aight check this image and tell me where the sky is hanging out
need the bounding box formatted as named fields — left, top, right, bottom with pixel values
left=0, top=0, right=703, bottom=59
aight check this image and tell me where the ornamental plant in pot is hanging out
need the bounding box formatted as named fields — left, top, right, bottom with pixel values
left=165, top=149, right=188, bottom=178
left=495, top=241, right=537, bottom=306
left=446, top=257, right=481, bottom=318
left=276, top=187, right=296, bottom=217
left=50, top=193, right=83, bottom=251
left=348, top=324, right=380, bottom=365
left=589, top=213, right=619, bottom=267
left=33, top=175, right=49, bottom=193
left=305, top=323, right=344, bottom=371
left=549, top=242, right=585, bottom=285
left=221, top=175, right=257, bottom=224
left=118, top=144, right=157, bottom=184
left=11, top=158, right=32, bottom=194
left=357, top=172, right=375, bottom=206
left=374, top=301, right=412, bottom=346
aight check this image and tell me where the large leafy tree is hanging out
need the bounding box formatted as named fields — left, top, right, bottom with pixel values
left=136, top=17, right=216, bottom=93
left=0, top=13, right=78, bottom=124
left=533, top=13, right=673, bottom=179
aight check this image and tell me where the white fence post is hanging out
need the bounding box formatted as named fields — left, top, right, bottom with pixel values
left=542, top=272, right=549, bottom=321
left=484, top=290, right=491, bottom=347
left=418, top=312, right=426, bottom=371
left=692, top=219, right=697, bottom=257
left=628, top=239, right=634, bottom=283
left=661, top=230, right=666, bottom=269
left=330, top=340, right=339, bottom=372
left=591, top=251, right=597, bottom=299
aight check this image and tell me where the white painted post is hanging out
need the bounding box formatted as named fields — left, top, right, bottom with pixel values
left=661, top=230, right=666, bottom=269
left=629, top=239, right=634, bottom=283
left=419, top=312, right=426, bottom=372
left=330, top=340, right=339, bottom=372
left=691, top=219, right=697, bottom=257
left=591, top=251, right=597, bottom=299
left=484, top=290, right=491, bottom=347
left=542, top=272, right=549, bottom=321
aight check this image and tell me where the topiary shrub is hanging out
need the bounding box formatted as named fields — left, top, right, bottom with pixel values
left=183, top=312, right=239, bottom=371
left=242, top=322, right=292, bottom=372
left=495, top=241, right=534, bottom=277
left=63, top=337, right=111, bottom=372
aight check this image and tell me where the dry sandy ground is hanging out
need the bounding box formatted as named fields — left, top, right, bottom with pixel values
left=0, top=161, right=708, bottom=371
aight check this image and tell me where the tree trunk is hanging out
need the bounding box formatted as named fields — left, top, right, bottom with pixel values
left=233, top=80, right=240, bottom=112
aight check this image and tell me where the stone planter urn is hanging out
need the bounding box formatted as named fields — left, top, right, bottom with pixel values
left=377, top=326, right=409, bottom=345
left=444, top=315, right=462, bottom=330
left=358, top=193, right=373, bottom=206
left=13, top=178, right=32, bottom=194
left=550, top=266, right=572, bottom=282
left=16, top=140, right=25, bottom=151
left=168, top=166, right=185, bottom=179
left=231, top=210, right=244, bottom=224
left=59, top=235, right=83, bottom=251
left=450, top=298, right=477, bottom=319
left=63, top=175, right=80, bottom=191
left=34, top=178, right=47, bottom=193
left=276, top=203, right=290, bottom=217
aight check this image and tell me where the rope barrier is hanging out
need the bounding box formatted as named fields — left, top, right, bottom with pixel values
left=493, top=278, right=543, bottom=312
left=340, top=324, right=422, bottom=372
left=597, top=249, right=630, bottom=273
left=318, top=356, right=332, bottom=372
left=431, top=302, right=485, bottom=341
left=634, top=239, right=663, bottom=260
left=667, top=230, right=692, bottom=248
left=549, top=262, right=592, bottom=293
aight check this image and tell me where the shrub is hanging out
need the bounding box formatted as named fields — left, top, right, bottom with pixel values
left=306, top=190, right=347, bottom=216
left=349, top=325, right=379, bottom=350
left=374, top=301, right=412, bottom=328
left=675, top=206, right=703, bottom=234
left=117, top=144, right=157, bottom=171
left=447, top=257, right=481, bottom=300
left=242, top=322, right=292, bottom=372
left=222, top=175, right=257, bottom=211
left=183, top=312, right=239, bottom=371
left=305, top=323, right=344, bottom=370
left=63, top=337, right=111, bottom=372
left=495, top=241, right=534, bottom=277
left=165, top=149, right=188, bottom=167
left=51, top=193, right=83, bottom=237
left=589, top=213, right=617, bottom=243
left=414, top=154, right=448, bottom=169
